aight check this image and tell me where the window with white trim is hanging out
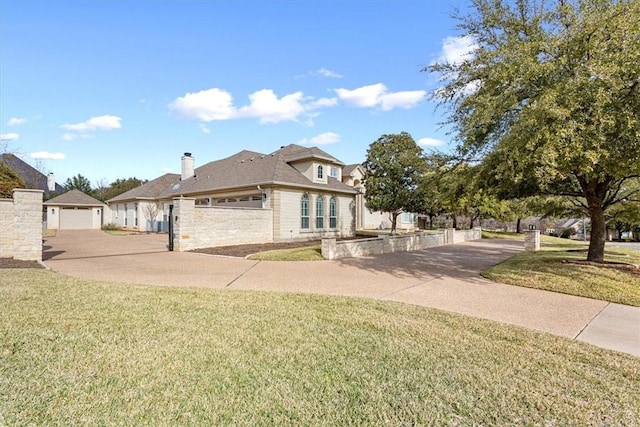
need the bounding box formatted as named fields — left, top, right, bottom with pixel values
left=317, top=165, right=324, bottom=179
left=301, top=194, right=310, bottom=229
left=316, top=195, right=324, bottom=229
left=329, top=197, right=337, bottom=228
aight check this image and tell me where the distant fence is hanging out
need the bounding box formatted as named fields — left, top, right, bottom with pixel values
left=321, top=228, right=482, bottom=260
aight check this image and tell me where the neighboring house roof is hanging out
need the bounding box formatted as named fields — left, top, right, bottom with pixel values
left=108, top=145, right=358, bottom=204
left=107, top=173, right=180, bottom=203
left=44, top=189, right=105, bottom=207
left=343, top=164, right=364, bottom=177
left=0, top=153, right=63, bottom=197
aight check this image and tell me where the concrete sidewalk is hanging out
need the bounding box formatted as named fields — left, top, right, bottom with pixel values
left=44, top=234, right=640, bottom=357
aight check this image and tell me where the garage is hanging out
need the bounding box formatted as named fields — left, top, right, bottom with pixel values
left=59, top=207, right=94, bottom=229
left=44, top=189, right=106, bottom=230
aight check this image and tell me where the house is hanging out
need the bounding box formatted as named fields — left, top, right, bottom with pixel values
left=0, top=153, right=62, bottom=198
left=44, top=189, right=106, bottom=230
left=342, top=164, right=418, bottom=231
left=107, top=145, right=359, bottom=245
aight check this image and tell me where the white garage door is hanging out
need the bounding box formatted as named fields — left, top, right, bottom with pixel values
left=60, top=207, right=93, bottom=230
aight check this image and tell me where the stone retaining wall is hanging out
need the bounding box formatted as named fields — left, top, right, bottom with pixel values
left=172, top=197, right=273, bottom=251
left=0, top=189, right=44, bottom=261
left=322, top=227, right=482, bottom=260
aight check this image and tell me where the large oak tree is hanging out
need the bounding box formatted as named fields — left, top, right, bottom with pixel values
left=362, top=132, right=425, bottom=234
left=429, top=0, right=640, bottom=261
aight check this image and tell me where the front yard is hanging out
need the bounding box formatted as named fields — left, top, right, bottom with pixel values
left=1, top=269, right=639, bottom=425
left=482, top=231, right=640, bottom=306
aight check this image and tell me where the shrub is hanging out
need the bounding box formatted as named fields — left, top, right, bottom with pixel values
left=101, top=223, right=120, bottom=231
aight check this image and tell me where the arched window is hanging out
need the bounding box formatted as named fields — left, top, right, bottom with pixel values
left=301, top=194, right=310, bottom=229
left=329, top=197, right=337, bottom=228
left=317, top=165, right=324, bottom=179
left=316, top=195, right=324, bottom=229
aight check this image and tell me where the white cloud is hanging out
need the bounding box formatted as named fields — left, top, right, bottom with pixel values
left=435, top=35, right=478, bottom=65
left=0, top=133, right=19, bottom=141
left=199, top=124, right=211, bottom=134
left=62, top=133, right=77, bottom=141
left=169, top=88, right=235, bottom=121
left=30, top=151, right=66, bottom=160
left=170, top=87, right=335, bottom=124
left=298, top=132, right=341, bottom=146
left=238, top=90, right=306, bottom=124
left=316, top=68, right=343, bottom=78
left=62, top=115, right=122, bottom=132
left=335, top=83, right=427, bottom=110
left=8, top=117, right=27, bottom=126
left=418, top=137, right=446, bottom=147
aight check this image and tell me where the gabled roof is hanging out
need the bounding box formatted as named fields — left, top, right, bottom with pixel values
left=279, top=144, right=344, bottom=165
left=343, top=164, right=364, bottom=176
left=107, top=173, right=180, bottom=202
left=0, top=153, right=63, bottom=197
left=44, top=189, right=105, bottom=206
left=165, top=144, right=356, bottom=197
left=106, top=145, right=357, bottom=202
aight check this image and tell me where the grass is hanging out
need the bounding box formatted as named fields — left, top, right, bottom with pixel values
left=483, top=231, right=640, bottom=306
left=1, top=270, right=639, bottom=426
left=42, top=229, right=57, bottom=238
left=247, top=245, right=324, bottom=261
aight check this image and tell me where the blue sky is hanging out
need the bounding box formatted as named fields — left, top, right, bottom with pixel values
left=1, top=0, right=473, bottom=185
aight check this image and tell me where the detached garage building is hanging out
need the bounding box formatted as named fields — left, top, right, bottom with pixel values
left=44, top=189, right=106, bottom=230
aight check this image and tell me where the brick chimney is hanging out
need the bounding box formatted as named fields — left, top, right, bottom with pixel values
left=181, top=153, right=194, bottom=180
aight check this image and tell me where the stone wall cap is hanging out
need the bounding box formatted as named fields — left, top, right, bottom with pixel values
left=13, top=189, right=44, bottom=194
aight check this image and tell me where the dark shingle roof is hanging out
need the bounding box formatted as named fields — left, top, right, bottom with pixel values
left=106, top=145, right=357, bottom=202
left=107, top=173, right=181, bottom=202
left=0, top=153, right=63, bottom=197
left=165, top=145, right=356, bottom=197
left=44, top=189, right=104, bottom=206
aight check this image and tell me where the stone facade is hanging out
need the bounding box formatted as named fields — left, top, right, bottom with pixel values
left=322, top=228, right=482, bottom=260
left=172, top=197, right=273, bottom=251
left=0, top=189, right=43, bottom=261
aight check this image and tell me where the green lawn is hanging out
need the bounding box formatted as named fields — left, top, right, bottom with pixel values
left=482, top=232, right=640, bottom=306
left=1, top=270, right=639, bottom=426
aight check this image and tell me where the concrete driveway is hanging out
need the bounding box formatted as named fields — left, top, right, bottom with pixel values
left=42, top=231, right=639, bottom=357
left=43, top=230, right=168, bottom=260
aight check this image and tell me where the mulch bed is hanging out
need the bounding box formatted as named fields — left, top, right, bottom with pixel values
left=191, top=240, right=323, bottom=258
left=190, top=236, right=364, bottom=258
left=0, top=258, right=45, bottom=269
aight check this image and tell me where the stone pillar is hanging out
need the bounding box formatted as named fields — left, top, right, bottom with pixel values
left=524, top=230, right=540, bottom=251
left=321, top=238, right=337, bottom=260
left=172, top=197, right=195, bottom=252
left=13, top=189, right=44, bottom=261
left=445, top=228, right=455, bottom=245
left=379, top=234, right=392, bottom=253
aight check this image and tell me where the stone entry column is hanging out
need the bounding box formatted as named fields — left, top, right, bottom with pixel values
left=524, top=230, right=540, bottom=251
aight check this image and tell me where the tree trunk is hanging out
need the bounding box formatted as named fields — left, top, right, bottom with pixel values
left=587, top=203, right=606, bottom=262
left=579, top=177, right=609, bottom=263
left=429, top=214, right=434, bottom=229
left=452, top=215, right=458, bottom=230
left=516, top=218, right=522, bottom=233
left=390, top=212, right=399, bottom=235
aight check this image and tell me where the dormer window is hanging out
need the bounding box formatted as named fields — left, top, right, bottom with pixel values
left=330, top=167, right=338, bottom=178
left=317, top=165, right=324, bottom=179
